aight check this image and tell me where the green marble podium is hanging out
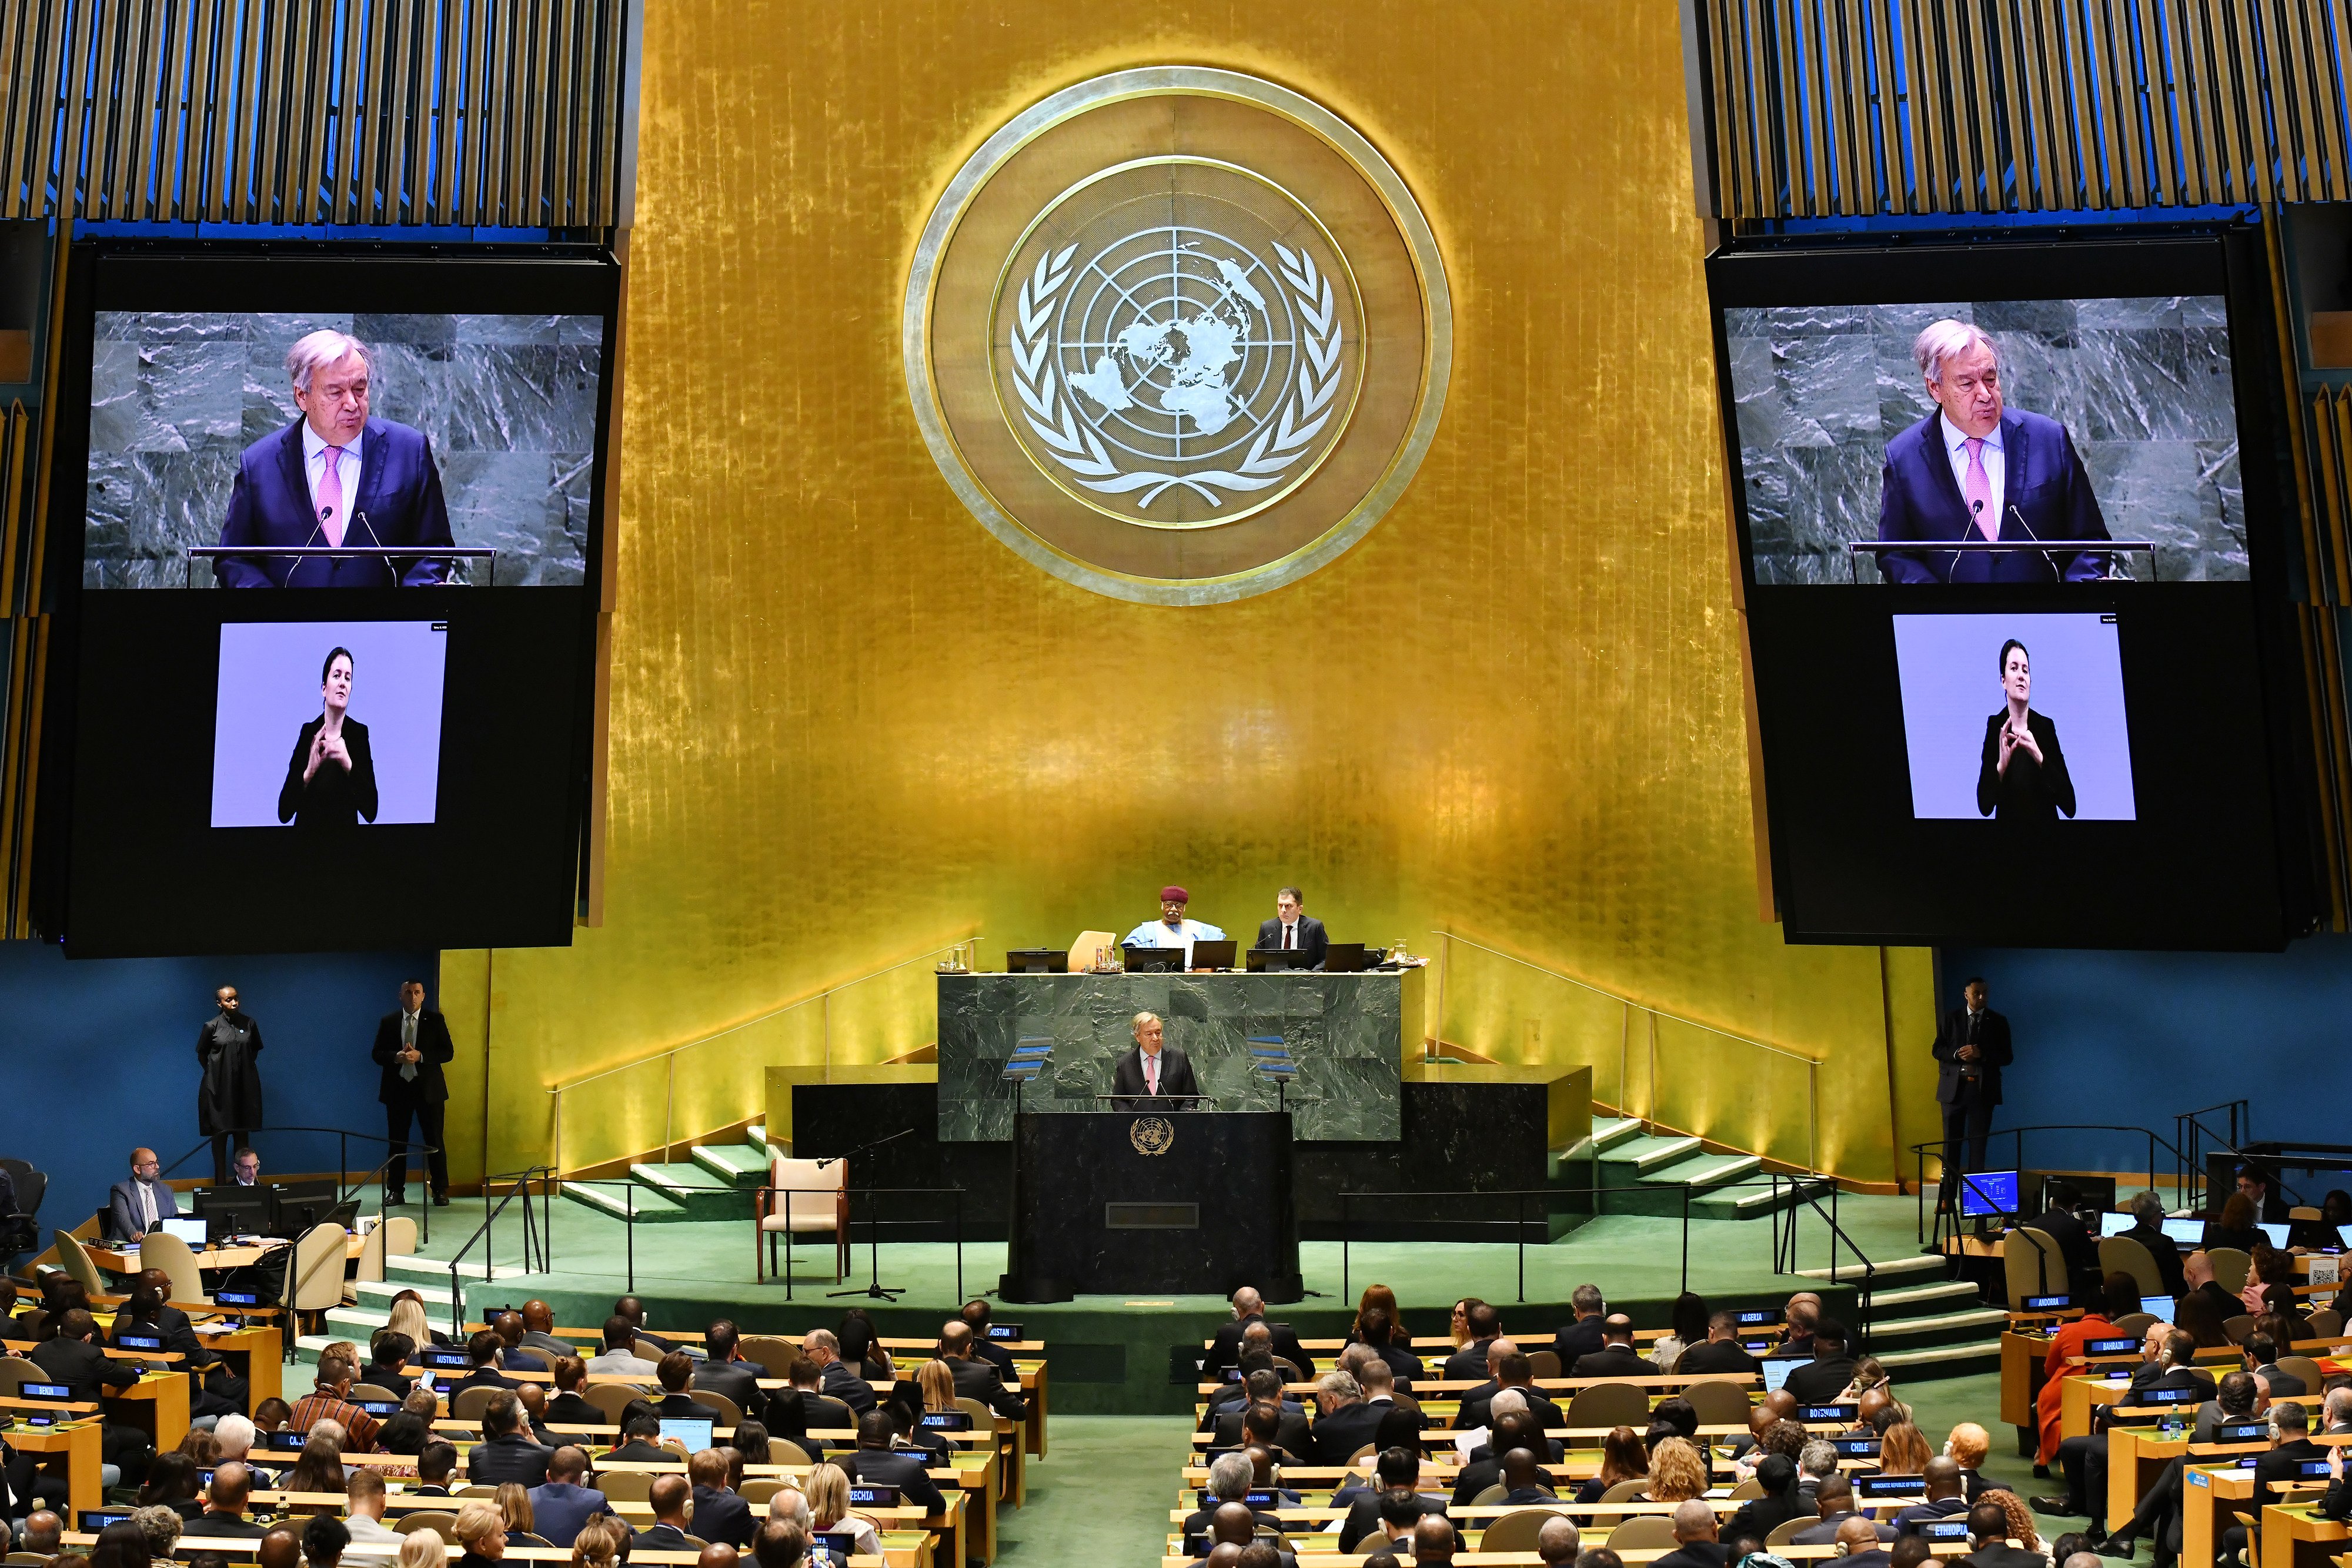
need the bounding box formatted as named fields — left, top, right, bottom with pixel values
left=936, top=968, right=1422, bottom=1142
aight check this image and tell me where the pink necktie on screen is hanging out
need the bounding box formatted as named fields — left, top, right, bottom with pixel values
left=1146, top=1054, right=1158, bottom=1094
left=318, top=446, right=348, bottom=546
left=1963, top=437, right=1995, bottom=540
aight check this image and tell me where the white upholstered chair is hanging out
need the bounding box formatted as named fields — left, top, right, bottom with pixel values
left=755, top=1156, right=848, bottom=1282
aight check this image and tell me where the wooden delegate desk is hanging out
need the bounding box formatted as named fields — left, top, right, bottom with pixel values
left=85, top=1233, right=366, bottom=1274
left=2061, top=1371, right=2133, bottom=1442
left=199, top=1320, right=284, bottom=1409
left=2002, top=1330, right=2052, bottom=1433
left=2186, top=1459, right=2259, bottom=1568
left=2264, top=1500, right=2348, bottom=1568
left=105, top=1368, right=191, bottom=1452
left=2107, top=1426, right=2192, bottom=1532
left=7, top=1417, right=105, bottom=1516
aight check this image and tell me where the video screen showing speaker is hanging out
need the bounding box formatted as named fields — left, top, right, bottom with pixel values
left=49, top=243, right=618, bottom=957
left=1709, top=232, right=2313, bottom=949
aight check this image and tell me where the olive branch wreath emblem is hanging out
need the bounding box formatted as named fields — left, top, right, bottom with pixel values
left=1007, top=240, right=1345, bottom=510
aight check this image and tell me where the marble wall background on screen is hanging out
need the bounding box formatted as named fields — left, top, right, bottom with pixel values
left=84, top=311, right=603, bottom=588
left=1726, top=297, right=2245, bottom=585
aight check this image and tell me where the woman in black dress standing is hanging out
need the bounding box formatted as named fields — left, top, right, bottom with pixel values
left=278, top=646, right=378, bottom=827
left=1976, top=638, right=2076, bottom=822
left=197, top=984, right=264, bottom=1183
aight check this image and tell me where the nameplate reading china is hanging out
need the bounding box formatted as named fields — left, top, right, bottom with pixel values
left=1130, top=1115, right=1176, bottom=1155
left=904, top=68, right=1451, bottom=605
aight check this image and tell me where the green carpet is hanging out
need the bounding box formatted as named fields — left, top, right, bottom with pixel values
left=994, top=1416, right=1192, bottom=1563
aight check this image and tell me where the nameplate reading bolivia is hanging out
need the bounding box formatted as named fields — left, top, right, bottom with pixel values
left=1130, top=1116, right=1176, bottom=1156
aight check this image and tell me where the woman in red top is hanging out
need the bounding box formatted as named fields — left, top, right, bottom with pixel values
left=2036, top=1273, right=2143, bottom=1465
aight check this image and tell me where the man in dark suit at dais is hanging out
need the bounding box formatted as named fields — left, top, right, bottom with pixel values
left=1875, top=319, right=2113, bottom=585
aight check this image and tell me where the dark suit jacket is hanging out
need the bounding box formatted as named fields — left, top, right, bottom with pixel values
left=183, top=1514, right=270, bottom=1539
left=1965, top=1546, right=2054, bottom=1568
left=502, top=1347, right=549, bottom=1375
left=2124, top=1221, right=2188, bottom=1296
left=106, top=1177, right=182, bottom=1242
left=1110, top=1045, right=1201, bottom=1102
left=971, top=1338, right=1018, bottom=1381
left=2027, top=1204, right=2102, bottom=1292
left=2251, top=1438, right=2326, bottom=1512
left=693, top=1358, right=766, bottom=1411
left=1254, top=917, right=1330, bottom=968
left=947, top=1354, right=1025, bottom=1419
left=1792, top=1514, right=1897, bottom=1546
left=1651, top=1543, right=1732, bottom=1568
left=628, top=1524, right=694, bottom=1553
left=1976, top=709, right=2076, bottom=823
left=279, top=715, right=378, bottom=827
left=1363, top=1341, right=1424, bottom=1382
left=1441, top=1339, right=1501, bottom=1382
left=821, top=1359, right=877, bottom=1415
left=372, top=1009, right=457, bottom=1105
left=840, top=1447, right=945, bottom=1514
left=2123, top=1365, right=2214, bottom=1406
left=688, top=1485, right=755, bottom=1548
left=1309, top=1400, right=1389, bottom=1466
left=29, top=1336, right=141, bottom=1400
left=447, top=1367, right=522, bottom=1399
left=216, top=416, right=455, bottom=588
left=466, top=1433, right=554, bottom=1487
left=1208, top=1405, right=1313, bottom=1458
left=1550, top=1316, right=1607, bottom=1370
left=1783, top=1354, right=1859, bottom=1404
left=1875, top=408, right=2111, bottom=584
left=543, top=1390, right=601, bottom=1426
left=523, top=1482, right=613, bottom=1548
left=1454, top=1387, right=1563, bottom=1435
left=1204, top=1314, right=1313, bottom=1378
left=1572, top=1345, right=1654, bottom=1379
left=1932, top=1007, right=2012, bottom=1106
left=1676, top=1339, right=1762, bottom=1376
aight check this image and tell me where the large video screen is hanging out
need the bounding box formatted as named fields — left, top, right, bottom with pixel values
left=1710, top=233, right=2314, bottom=949
left=47, top=245, right=618, bottom=957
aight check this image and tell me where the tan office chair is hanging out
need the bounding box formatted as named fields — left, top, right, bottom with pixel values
left=136, top=1229, right=211, bottom=1305
left=1469, top=1484, right=1507, bottom=1505
left=382, top=1216, right=419, bottom=1256
left=51, top=1229, right=106, bottom=1299
left=1584, top=1476, right=1651, bottom=1529
left=350, top=1383, right=402, bottom=1405
left=582, top=1382, right=647, bottom=1425
left=1608, top=1516, right=1681, bottom=1551
left=633, top=1339, right=670, bottom=1365
left=0, top=1355, right=41, bottom=1398
left=2276, top=1355, right=2326, bottom=1393
left=739, top=1479, right=786, bottom=1506
left=595, top=1472, right=652, bottom=1503
left=356, top=1222, right=390, bottom=1285
left=1525, top=1349, right=1562, bottom=1381
left=395, top=1513, right=458, bottom=1537
left=1679, top=1379, right=1752, bottom=1426
left=689, top=1389, right=743, bottom=1428
left=455, top=1483, right=500, bottom=1500
left=2113, top=1313, right=2157, bottom=1339
left=756, top=1156, right=849, bottom=1282
left=1565, top=1381, right=1650, bottom=1430
left=771, top=1437, right=818, bottom=1466
left=2290, top=1206, right=2323, bottom=1223
left=1765, top=1517, right=1810, bottom=1549
left=2207, top=1247, right=2253, bottom=1295
left=2308, top=1308, right=2344, bottom=1339
left=738, top=1335, right=801, bottom=1378
left=286, top=1222, right=350, bottom=1328
left=1727, top=1477, right=1765, bottom=1500
left=451, top=1385, right=502, bottom=1420
left=2004, top=1226, right=2067, bottom=1303
left=2100, top=1235, right=2165, bottom=1297
left=2224, top=1315, right=2256, bottom=1346
left=1481, top=1508, right=1576, bottom=1552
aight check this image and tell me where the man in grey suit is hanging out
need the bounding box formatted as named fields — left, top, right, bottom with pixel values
left=107, top=1148, right=181, bottom=1243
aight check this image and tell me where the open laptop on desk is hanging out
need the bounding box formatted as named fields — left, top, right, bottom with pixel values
left=1188, top=940, right=1237, bottom=970
left=1121, top=945, right=1185, bottom=973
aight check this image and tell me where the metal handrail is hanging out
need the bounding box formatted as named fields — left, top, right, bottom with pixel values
left=446, top=1166, right=553, bottom=1337
left=151, top=1122, right=442, bottom=1245
left=1434, top=930, right=1825, bottom=1172
left=546, top=931, right=977, bottom=1174
left=1775, top=1176, right=1876, bottom=1343
left=1906, top=1122, right=2197, bottom=1243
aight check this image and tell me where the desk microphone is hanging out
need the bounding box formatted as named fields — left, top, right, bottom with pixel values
left=288, top=506, right=332, bottom=589
left=353, top=510, right=399, bottom=586
left=2006, top=504, right=2069, bottom=581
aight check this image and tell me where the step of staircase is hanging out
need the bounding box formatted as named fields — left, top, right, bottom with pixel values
left=629, top=1162, right=752, bottom=1221
left=1629, top=1135, right=1705, bottom=1175
left=1643, top=1152, right=1762, bottom=1191
left=354, top=1278, right=453, bottom=1306
left=1863, top=1306, right=2009, bottom=1343
left=692, top=1142, right=766, bottom=1187
left=747, top=1125, right=770, bottom=1156
left=385, top=1253, right=532, bottom=1282
left=1873, top=1339, right=2003, bottom=1376
left=1588, top=1116, right=1645, bottom=1152
left=560, top=1181, right=691, bottom=1224
left=1795, top=1252, right=1948, bottom=1285
left=1860, top=1279, right=1979, bottom=1313
left=1690, top=1175, right=1836, bottom=1220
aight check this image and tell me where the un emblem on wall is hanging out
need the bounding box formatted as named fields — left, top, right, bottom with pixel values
left=1130, top=1116, right=1177, bottom=1156
left=906, top=69, right=1451, bottom=605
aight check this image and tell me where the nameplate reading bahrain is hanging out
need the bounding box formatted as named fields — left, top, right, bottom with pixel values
left=903, top=66, right=1452, bottom=606
left=1130, top=1115, right=1176, bottom=1156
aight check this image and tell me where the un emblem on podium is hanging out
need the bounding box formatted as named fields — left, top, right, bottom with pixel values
left=905, top=67, right=1451, bottom=605
left=1130, top=1116, right=1176, bottom=1156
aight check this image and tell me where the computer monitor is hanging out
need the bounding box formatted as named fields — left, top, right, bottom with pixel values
left=269, top=1179, right=357, bottom=1237
left=1247, top=947, right=1315, bottom=971
left=1957, top=1171, right=2020, bottom=1218
left=2099, top=1211, right=2138, bottom=1238
left=1322, top=941, right=1369, bottom=972
left=156, top=1216, right=210, bottom=1246
left=193, top=1186, right=270, bottom=1239
left=2258, top=1221, right=2291, bottom=1249
left=2160, top=1216, right=2204, bottom=1245
left=1003, top=948, right=1067, bottom=974
left=659, top=1417, right=713, bottom=1453
left=1188, top=939, right=1237, bottom=970
left=2141, top=1295, right=2176, bottom=1319
left=1121, top=945, right=1185, bottom=973
left=1760, top=1358, right=1805, bottom=1394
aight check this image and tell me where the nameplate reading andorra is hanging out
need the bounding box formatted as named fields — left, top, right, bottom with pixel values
left=1130, top=1116, right=1175, bottom=1156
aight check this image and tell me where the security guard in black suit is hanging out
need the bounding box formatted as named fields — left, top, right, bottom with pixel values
left=1932, top=976, right=2012, bottom=1203
left=372, top=978, right=456, bottom=1206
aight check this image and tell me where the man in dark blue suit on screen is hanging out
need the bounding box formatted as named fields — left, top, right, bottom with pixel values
left=215, top=329, right=455, bottom=588
left=1875, top=320, right=2112, bottom=584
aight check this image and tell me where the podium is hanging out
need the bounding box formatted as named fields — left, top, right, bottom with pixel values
left=1000, top=1110, right=1301, bottom=1302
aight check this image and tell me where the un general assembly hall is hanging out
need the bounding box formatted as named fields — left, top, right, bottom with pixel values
left=12, top=2, right=2352, bottom=1566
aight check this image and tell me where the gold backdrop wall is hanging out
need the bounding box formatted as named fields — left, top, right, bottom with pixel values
left=436, top=0, right=1939, bottom=1190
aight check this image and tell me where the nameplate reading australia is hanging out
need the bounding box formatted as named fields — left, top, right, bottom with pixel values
left=905, top=68, right=1451, bottom=606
